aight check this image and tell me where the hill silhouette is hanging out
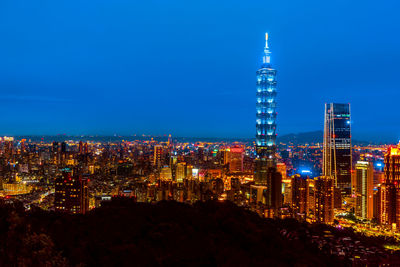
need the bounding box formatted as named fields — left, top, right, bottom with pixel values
left=0, top=199, right=355, bottom=266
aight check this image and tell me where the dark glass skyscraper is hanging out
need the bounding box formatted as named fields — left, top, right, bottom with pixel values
left=323, top=103, right=352, bottom=195
left=253, top=33, right=281, bottom=213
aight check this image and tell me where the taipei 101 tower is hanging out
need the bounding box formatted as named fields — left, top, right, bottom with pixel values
left=255, top=33, right=277, bottom=169
left=253, top=33, right=282, bottom=213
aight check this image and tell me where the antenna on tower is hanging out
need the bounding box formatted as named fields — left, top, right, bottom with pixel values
left=263, top=33, right=271, bottom=64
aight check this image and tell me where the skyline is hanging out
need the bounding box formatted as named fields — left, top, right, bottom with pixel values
left=1, top=1, right=400, bottom=141
left=2, top=1, right=400, bottom=265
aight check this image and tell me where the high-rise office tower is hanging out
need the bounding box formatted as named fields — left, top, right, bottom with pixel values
left=224, top=145, right=244, bottom=173
left=54, top=168, right=88, bottom=214
left=276, top=163, right=287, bottom=181
left=186, top=165, right=193, bottom=179
left=380, top=145, right=400, bottom=225
left=61, top=142, right=67, bottom=153
left=80, top=175, right=90, bottom=214
left=374, top=170, right=384, bottom=187
left=52, top=141, right=60, bottom=164
left=291, top=174, right=310, bottom=219
left=84, top=143, right=89, bottom=154
left=153, top=145, right=163, bottom=168
left=323, top=103, right=352, bottom=195
left=176, top=162, right=186, bottom=182
left=20, top=139, right=26, bottom=154
left=314, top=176, right=335, bottom=224
left=278, top=163, right=291, bottom=204
left=60, top=142, right=67, bottom=164
left=253, top=33, right=282, bottom=213
left=355, top=161, right=374, bottom=219
left=167, top=134, right=173, bottom=151
left=3, top=138, right=14, bottom=159
left=373, top=187, right=381, bottom=221
left=79, top=141, right=83, bottom=154
left=308, top=178, right=316, bottom=217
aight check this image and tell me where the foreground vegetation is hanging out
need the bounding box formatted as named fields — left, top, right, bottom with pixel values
left=0, top=199, right=396, bottom=266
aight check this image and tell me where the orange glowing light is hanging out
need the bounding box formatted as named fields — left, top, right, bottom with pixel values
left=389, top=146, right=400, bottom=156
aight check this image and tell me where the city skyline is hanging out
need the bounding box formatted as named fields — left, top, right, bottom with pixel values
left=1, top=1, right=400, bottom=141
left=2, top=1, right=400, bottom=265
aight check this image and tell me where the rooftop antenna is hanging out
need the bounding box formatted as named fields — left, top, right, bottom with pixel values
left=263, top=32, right=271, bottom=64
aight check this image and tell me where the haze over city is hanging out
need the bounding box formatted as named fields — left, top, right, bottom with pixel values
left=1, top=0, right=400, bottom=141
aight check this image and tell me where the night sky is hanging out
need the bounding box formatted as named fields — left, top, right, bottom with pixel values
left=0, top=0, right=399, bottom=141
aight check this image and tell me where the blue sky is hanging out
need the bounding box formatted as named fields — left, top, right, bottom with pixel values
left=0, top=0, right=399, bottom=141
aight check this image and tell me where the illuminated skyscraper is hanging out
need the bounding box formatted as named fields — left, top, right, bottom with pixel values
left=79, top=141, right=83, bottom=154
left=224, top=145, right=244, bottom=173
left=253, top=33, right=282, bottom=213
left=315, top=176, right=334, bottom=224
left=54, top=168, right=89, bottom=214
left=167, top=134, right=172, bottom=151
left=80, top=175, right=90, bottom=214
left=154, top=145, right=163, bottom=168
left=278, top=163, right=291, bottom=204
left=380, top=145, right=400, bottom=226
left=291, top=174, right=310, bottom=219
left=176, top=162, right=186, bottom=182
left=255, top=33, right=277, bottom=175
left=355, top=161, right=374, bottom=219
left=276, top=163, right=287, bottom=181
left=52, top=141, right=60, bottom=164
left=323, top=103, right=352, bottom=195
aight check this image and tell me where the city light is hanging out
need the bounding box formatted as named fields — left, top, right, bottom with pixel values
left=0, top=16, right=397, bottom=265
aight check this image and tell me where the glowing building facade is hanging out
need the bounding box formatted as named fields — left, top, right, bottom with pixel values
left=154, top=145, right=163, bottom=168
left=54, top=168, right=89, bottom=214
left=355, top=161, right=374, bottom=219
left=380, top=145, right=400, bottom=226
left=253, top=33, right=282, bottom=213
left=176, top=162, right=186, bottom=182
left=160, top=166, right=172, bottom=181
left=315, top=176, right=335, bottom=224
left=224, top=145, right=244, bottom=173
left=291, top=174, right=310, bottom=220
left=255, top=33, right=277, bottom=175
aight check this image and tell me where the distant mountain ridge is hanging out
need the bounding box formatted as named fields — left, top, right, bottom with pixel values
left=278, top=131, right=323, bottom=144
left=9, top=132, right=387, bottom=145
left=278, top=131, right=381, bottom=145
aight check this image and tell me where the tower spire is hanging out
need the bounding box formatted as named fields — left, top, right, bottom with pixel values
left=263, top=32, right=271, bottom=64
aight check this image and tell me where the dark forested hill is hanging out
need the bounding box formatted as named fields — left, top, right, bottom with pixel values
left=0, top=199, right=371, bottom=266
